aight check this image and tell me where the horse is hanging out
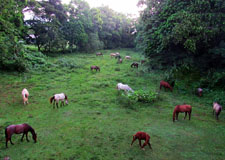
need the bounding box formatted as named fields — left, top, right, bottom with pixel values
left=160, top=80, right=173, bottom=92
left=116, top=83, right=134, bottom=93
left=110, top=53, right=116, bottom=58
left=173, top=104, right=192, bottom=122
left=115, top=52, right=120, bottom=56
left=50, top=93, right=68, bottom=108
left=5, top=123, right=37, bottom=148
left=90, top=65, right=100, bottom=72
left=117, top=58, right=123, bottom=64
left=96, top=52, right=103, bottom=56
left=141, top=60, right=146, bottom=64
left=197, top=88, right=203, bottom=97
left=213, top=102, right=222, bottom=120
left=22, top=88, right=29, bottom=105
left=131, top=62, right=139, bottom=68
left=131, top=132, right=152, bottom=150
left=125, top=56, right=131, bottom=60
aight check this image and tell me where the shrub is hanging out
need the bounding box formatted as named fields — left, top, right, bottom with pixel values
left=56, top=58, right=80, bottom=69
left=123, top=90, right=158, bottom=103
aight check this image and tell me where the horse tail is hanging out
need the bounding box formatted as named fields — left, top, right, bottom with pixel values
left=50, top=96, right=54, bottom=104
left=5, top=127, right=8, bottom=139
left=25, top=94, right=28, bottom=98
left=65, top=94, right=68, bottom=100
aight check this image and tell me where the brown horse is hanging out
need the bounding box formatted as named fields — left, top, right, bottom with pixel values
left=96, top=52, right=103, bottom=56
left=213, top=102, right=222, bottom=120
left=5, top=123, right=37, bottom=148
left=173, top=104, right=192, bottom=122
left=131, top=62, right=139, bottom=68
left=160, top=80, right=173, bottom=92
left=91, top=66, right=100, bottom=71
left=131, top=131, right=152, bottom=150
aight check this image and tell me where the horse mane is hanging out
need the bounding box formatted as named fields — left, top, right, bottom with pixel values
left=50, top=96, right=55, bottom=104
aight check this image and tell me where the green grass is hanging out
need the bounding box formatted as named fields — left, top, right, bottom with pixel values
left=0, top=49, right=224, bottom=160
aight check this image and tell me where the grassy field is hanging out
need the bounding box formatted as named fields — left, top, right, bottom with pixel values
left=0, top=49, right=224, bottom=160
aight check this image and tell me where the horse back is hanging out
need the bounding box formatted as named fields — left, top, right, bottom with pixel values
left=177, top=105, right=192, bottom=112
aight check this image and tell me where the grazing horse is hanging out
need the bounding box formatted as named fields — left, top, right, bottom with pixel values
left=96, top=52, right=103, bottom=56
left=90, top=65, right=100, bottom=72
left=160, top=81, right=173, bottom=92
left=213, top=102, right=222, bottom=120
left=110, top=53, right=116, bottom=58
left=116, top=83, right=134, bottom=93
left=5, top=123, right=37, bottom=148
left=131, top=132, right=152, bottom=150
left=125, top=56, right=131, bottom=60
left=173, top=104, right=192, bottom=122
left=141, top=60, right=146, bottom=64
left=50, top=93, right=68, bottom=108
left=197, top=88, right=203, bottom=97
left=131, top=62, right=139, bottom=68
left=22, top=88, right=29, bottom=105
left=117, top=58, right=123, bottom=64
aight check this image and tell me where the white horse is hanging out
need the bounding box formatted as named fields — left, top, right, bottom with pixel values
left=213, top=102, right=222, bottom=120
left=22, top=88, right=29, bottom=105
left=50, top=93, right=68, bottom=108
left=125, top=56, right=131, bottom=59
left=110, top=53, right=116, bottom=58
left=116, top=83, right=134, bottom=93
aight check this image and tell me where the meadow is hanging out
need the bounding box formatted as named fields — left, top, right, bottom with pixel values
left=0, top=49, right=224, bottom=160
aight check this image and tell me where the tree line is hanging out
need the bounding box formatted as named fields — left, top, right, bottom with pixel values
left=0, top=0, right=135, bottom=70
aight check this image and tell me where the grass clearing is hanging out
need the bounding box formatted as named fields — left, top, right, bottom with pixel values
left=0, top=49, right=224, bottom=160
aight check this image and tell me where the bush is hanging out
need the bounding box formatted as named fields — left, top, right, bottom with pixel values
left=56, top=58, right=80, bottom=69
left=123, top=90, right=158, bottom=103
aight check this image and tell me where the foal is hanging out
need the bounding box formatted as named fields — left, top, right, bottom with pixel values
left=5, top=123, right=37, bottom=148
left=50, top=93, right=68, bottom=108
left=213, top=102, right=222, bottom=120
left=91, top=66, right=100, bottom=72
left=131, top=132, right=152, bottom=150
left=173, top=104, right=192, bottom=122
left=22, top=88, right=29, bottom=105
left=160, top=81, right=173, bottom=92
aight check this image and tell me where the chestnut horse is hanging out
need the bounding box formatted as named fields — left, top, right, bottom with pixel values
left=91, top=65, right=100, bottom=72
left=5, top=123, right=37, bottom=148
left=131, top=131, right=152, bottom=150
left=160, top=81, right=173, bottom=92
left=50, top=93, right=68, bottom=108
left=22, top=88, right=29, bottom=105
left=173, top=104, right=192, bottom=122
left=131, top=62, right=139, bottom=68
left=213, top=102, right=222, bottom=120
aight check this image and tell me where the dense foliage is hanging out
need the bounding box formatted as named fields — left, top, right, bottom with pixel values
left=136, top=0, right=225, bottom=90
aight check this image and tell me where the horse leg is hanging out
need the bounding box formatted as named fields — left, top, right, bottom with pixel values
left=216, top=113, right=219, bottom=120
left=26, top=132, right=29, bottom=142
left=188, top=112, right=191, bottom=120
left=6, top=139, right=9, bottom=148
left=184, top=112, right=187, bottom=120
left=56, top=101, right=59, bottom=108
left=139, top=139, right=142, bottom=148
left=212, top=109, right=214, bottom=115
left=148, top=142, right=152, bottom=149
left=10, top=138, right=14, bottom=145
left=21, top=133, right=25, bottom=141
left=176, top=112, right=179, bottom=120
left=53, top=100, right=55, bottom=109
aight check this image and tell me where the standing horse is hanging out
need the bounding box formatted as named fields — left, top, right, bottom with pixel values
left=50, top=93, right=68, bottom=108
left=213, top=102, right=222, bottom=120
left=125, top=56, right=131, bottom=60
left=160, top=81, right=173, bottom=92
left=131, top=62, right=139, bottom=68
left=90, top=66, right=100, bottom=72
left=5, top=123, right=37, bottom=148
left=131, top=132, right=152, bottom=150
left=22, top=88, right=29, bottom=105
left=173, top=104, right=192, bottom=122
left=116, top=83, right=134, bottom=93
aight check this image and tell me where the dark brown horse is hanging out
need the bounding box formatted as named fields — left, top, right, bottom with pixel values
left=173, top=104, right=192, bottom=122
left=160, top=80, right=173, bottom=92
left=91, top=65, right=100, bottom=72
left=131, top=62, right=139, bottom=68
left=131, top=131, right=152, bottom=150
left=5, top=123, right=37, bottom=148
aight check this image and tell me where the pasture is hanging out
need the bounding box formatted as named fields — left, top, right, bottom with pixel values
left=0, top=49, right=224, bottom=160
